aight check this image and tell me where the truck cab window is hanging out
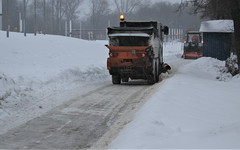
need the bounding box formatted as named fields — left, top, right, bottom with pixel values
left=188, top=34, right=200, bottom=43
left=110, top=36, right=149, bottom=46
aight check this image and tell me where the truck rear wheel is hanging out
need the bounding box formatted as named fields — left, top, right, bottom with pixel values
left=147, top=64, right=157, bottom=85
left=147, top=74, right=156, bottom=85
left=122, top=77, right=129, bottom=82
left=155, top=63, right=159, bottom=83
left=112, top=75, right=121, bottom=84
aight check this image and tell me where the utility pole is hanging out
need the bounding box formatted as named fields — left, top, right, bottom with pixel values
left=59, top=0, right=62, bottom=35
left=65, top=21, right=67, bottom=36
left=0, top=0, right=3, bottom=30
left=19, top=12, right=22, bottom=32
left=79, top=22, right=82, bottom=39
left=23, top=0, right=26, bottom=36
left=51, top=0, right=54, bottom=34
left=34, top=0, right=36, bottom=36
left=6, top=0, right=9, bottom=37
left=43, top=0, right=46, bottom=34
left=69, top=20, right=72, bottom=37
left=57, top=0, right=62, bottom=35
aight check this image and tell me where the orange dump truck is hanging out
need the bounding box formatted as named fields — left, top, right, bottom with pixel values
left=106, top=19, right=170, bottom=84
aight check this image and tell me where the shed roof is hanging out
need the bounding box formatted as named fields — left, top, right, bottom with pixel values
left=199, top=20, right=234, bottom=33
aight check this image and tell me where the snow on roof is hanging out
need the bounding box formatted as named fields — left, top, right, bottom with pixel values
left=108, top=33, right=150, bottom=37
left=199, top=20, right=234, bottom=33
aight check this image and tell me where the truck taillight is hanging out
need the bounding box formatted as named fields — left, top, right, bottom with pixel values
left=109, top=52, right=118, bottom=57
left=136, top=53, right=145, bottom=57
left=146, top=62, right=151, bottom=67
left=107, top=61, right=111, bottom=69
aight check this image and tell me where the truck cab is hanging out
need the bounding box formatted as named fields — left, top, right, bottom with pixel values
left=106, top=16, right=170, bottom=84
left=182, top=31, right=203, bottom=59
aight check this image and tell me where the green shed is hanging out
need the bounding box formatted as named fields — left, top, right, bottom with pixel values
left=199, top=20, right=234, bottom=60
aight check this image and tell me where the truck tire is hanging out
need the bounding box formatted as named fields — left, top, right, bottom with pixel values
left=148, top=74, right=156, bottom=85
left=122, top=77, right=129, bottom=82
left=155, top=63, right=159, bottom=83
left=112, top=75, right=121, bottom=84
left=147, top=63, right=156, bottom=85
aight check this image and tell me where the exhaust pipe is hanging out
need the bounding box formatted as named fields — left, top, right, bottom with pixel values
left=162, top=63, right=171, bottom=73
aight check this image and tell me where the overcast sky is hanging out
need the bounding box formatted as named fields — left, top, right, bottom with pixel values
left=154, top=0, right=181, bottom=3
left=79, top=0, right=181, bottom=20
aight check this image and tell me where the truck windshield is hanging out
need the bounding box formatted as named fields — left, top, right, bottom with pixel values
left=110, top=36, right=150, bottom=46
left=187, top=34, right=200, bottom=43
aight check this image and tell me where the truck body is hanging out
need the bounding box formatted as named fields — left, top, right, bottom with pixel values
left=106, top=20, right=170, bottom=84
left=182, top=31, right=203, bottom=59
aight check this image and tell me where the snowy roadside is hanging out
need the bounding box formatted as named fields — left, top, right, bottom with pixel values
left=0, top=31, right=182, bottom=136
left=0, top=31, right=110, bottom=134
left=2, top=31, right=239, bottom=149
left=109, top=57, right=240, bottom=149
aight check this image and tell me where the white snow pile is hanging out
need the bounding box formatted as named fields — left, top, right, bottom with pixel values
left=110, top=57, right=240, bottom=149
left=0, top=73, right=19, bottom=101
left=1, top=30, right=240, bottom=149
left=200, top=20, right=234, bottom=33
left=0, top=31, right=109, bottom=134
left=163, top=42, right=183, bottom=58
left=224, top=54, right=239, bottom=76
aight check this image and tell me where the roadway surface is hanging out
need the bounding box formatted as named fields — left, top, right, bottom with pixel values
left=0, top=81, right=162, bottom=149
left=0, top=59, right=191, bottom=149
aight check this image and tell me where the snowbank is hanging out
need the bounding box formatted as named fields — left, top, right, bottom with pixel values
left=200, top=20, right=234, bottom=33
left=0, top=31, right=108, bottom=80
left=0, top=31, right=110, bottom=134
left=110, top=57, right=240, bottom=149
left=0, top=72, right=19, bottom=101
left=1, top=30, right=240, bottom=149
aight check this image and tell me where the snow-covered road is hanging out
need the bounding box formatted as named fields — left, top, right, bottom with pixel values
left=109, top=58, right=240, bottom=149
left=1, top=32, right=239, bottom=149
left=0, top=55, right=191, bottom=149
left=0, top=31, right=187, bottom=148
left=0, top=77, right=172, bottom=149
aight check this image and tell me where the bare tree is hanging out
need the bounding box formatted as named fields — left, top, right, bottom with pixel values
left=2, top=0, right=18, bottom=31
left=91, top=0, right=110, bottom=39
left=55, top=0, right=64, bottom=34
left=180, top=0, right=240, bottom=73
left=62, top=0, right=82, bottom=22
left=186, top=0, right=232, bottom=19
left=231, top=0, right=240, bottom=73
left=42, top=0, right=65, bottom=35
left=113, top=0, right=145, bottom=15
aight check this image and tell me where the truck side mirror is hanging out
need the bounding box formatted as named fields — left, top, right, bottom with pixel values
left=163, top=26, right=169, bottom=35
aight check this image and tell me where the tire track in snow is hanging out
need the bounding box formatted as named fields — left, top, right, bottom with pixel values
left=0, top=58, right=192, bottom=149
left=92, top=58, right=193, bottom=149
left=0, top=82, right=155, bottom=149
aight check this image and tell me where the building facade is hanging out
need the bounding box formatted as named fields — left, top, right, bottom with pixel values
left=200, top=20, right=234, bottom=60
left=0, top=0, right=2, bottom=30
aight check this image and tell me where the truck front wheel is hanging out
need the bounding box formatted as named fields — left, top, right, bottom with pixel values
left=147, top=64, right=157, bottom=85
left=112, top=75, right=121, bottom=84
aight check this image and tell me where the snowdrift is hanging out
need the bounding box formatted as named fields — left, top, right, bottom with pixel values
left=1, top=31, right=240, bottom=149
left=0, top=31, right=109, bottom=101
left=0, top=31, right=110, bottom=134
left=110, top=57, right=240, bottom=149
